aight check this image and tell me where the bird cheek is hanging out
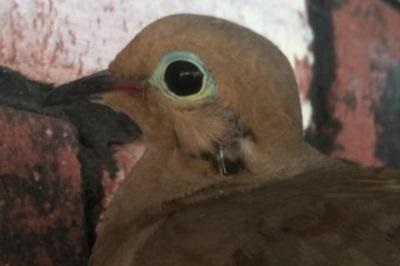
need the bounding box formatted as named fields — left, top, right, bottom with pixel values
left=103, top=91, right=142, bottom=118
left=104, top=90, right=160, bottom=134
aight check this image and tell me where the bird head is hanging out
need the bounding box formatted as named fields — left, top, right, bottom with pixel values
left=46, top=14, right=308, bottom=177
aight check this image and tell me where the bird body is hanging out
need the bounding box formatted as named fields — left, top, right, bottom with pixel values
left=45, top=14, right=400, bottom=265
left=132, top=165, right=400, bottom=266
left=90, top=157, right=400, bottom=266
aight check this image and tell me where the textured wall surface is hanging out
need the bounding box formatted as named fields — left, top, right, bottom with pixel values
left=0, top=106, right=87, bottom=265
left=0, top=66, right=143, bottom=265
left=305, top=0, right=400, bottom=166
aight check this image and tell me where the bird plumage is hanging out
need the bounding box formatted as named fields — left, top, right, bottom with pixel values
left=133, top=166, right=400, bottom=266
left=45, top=14, right=400, bottom=266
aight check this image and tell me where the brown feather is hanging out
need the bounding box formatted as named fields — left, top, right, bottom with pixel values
left=89, top=14, right=400, bottom=266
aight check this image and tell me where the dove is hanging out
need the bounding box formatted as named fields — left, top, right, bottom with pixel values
left=45, top=14, right=400, bottom=266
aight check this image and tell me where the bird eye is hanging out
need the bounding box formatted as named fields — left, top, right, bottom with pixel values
left=150, top=51, right=217, bottom=101
left=164, top=60, right=204, bottom=96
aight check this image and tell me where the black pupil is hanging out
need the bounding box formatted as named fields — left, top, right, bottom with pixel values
left=164, top=60, right=203, bottom=96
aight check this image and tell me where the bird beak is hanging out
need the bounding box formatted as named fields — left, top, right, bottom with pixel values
left=43, top=70, right=141, bottom=106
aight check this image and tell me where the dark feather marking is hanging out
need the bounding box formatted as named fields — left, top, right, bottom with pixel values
left=200, top=151, right=245, bottom=175
left=386, top=225, right=400, bottom=241
left=243, top=127, right=258, bottom=143
left=232, top=249, right=267, bottom=266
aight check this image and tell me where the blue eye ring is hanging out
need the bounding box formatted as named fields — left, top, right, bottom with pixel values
left=149, top=51, right=217, bottom=101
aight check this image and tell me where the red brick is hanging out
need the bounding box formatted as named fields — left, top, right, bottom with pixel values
left=0, top=106, right=88, bottom=265
left=329, top=0, right=400, bottom=165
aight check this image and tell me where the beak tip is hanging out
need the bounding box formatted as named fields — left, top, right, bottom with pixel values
left=41, top=70, right=141, bottom=107
left=41, top=70, right=113, bottom=106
